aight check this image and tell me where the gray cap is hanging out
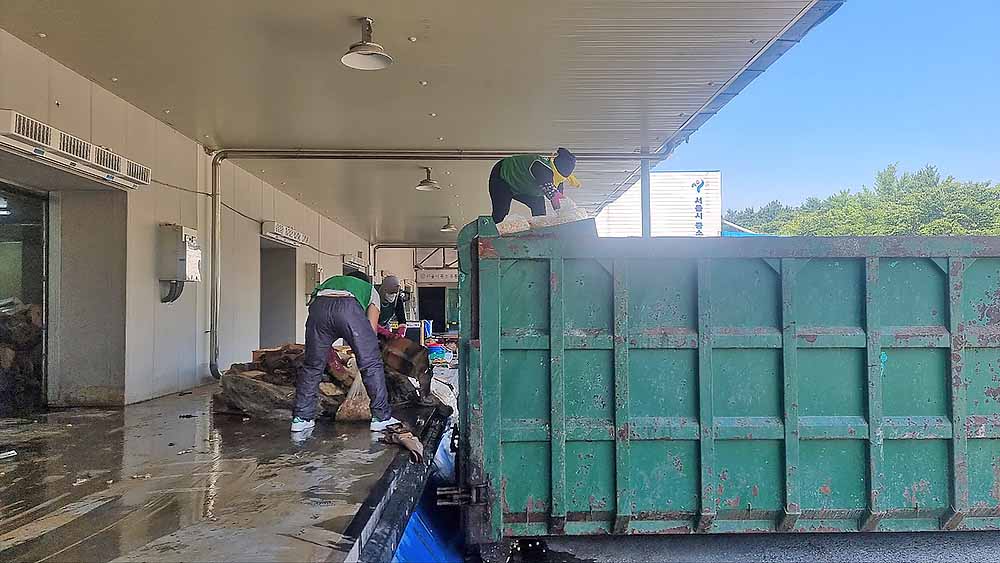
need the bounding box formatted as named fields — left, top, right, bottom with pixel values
left=381, top=275, right=400, bottom=291
left=379, top=275, right=401, bottom=302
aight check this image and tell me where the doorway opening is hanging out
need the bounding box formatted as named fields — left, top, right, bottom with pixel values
left=417, top=286, right=446, bottom=334
left=259, top=239, right=297, bottom=348
left=0, top=183, right=46, bottom=415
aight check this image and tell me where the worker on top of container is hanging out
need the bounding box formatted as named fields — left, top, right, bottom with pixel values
left=291, top=270, right=401, bottom=434
left=489, top=147, right=580, bottom=224
left=377, top=275, right=407, bottom=328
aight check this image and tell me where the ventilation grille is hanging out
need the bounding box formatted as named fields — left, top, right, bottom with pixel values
left=93, top=146, right=123, bottom=174
left=13, top=113, right=52, bottom=146
left=2, top=110, right=151, bottom=187
left=125, top=160, right=151, bottom=184
left=58, top=131, right=91, bottom=161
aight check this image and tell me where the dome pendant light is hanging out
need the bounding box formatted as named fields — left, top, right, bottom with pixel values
left=415, top=167, right=441, bottom=191
left=341, top=17, right=393, bottom=71
left=440, top=216, right=458, bottom=233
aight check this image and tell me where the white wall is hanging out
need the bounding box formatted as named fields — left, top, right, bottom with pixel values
left=375, top=249, right=416, bottom=285
left=0, top=28, right=371, bottom=404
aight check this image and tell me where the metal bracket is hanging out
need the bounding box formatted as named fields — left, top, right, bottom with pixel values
left=941, top=507, right=966, bottom=531
left=861, top=510, right=885, bottom=532
left=437, top=484, right=489, bottom=506
left=778, top=507, right=801, bottom=532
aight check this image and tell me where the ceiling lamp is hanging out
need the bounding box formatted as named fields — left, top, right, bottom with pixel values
left=341, top=17, right=393, bottom=71
left=440, top=216, right=458, bottom=233
left=415, top=167, right=441, bottom=191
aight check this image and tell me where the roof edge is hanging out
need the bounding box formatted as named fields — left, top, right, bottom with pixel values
left=594, top=0, right=846, bottom=213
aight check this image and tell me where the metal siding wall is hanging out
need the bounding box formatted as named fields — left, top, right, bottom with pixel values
left=464, top=227, right=1000, bottom=540
left=596, top=171, right=722, bottom=238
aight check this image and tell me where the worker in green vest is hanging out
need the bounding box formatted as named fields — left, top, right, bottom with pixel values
left=292, top=271, right=401, bottom=434
left=377, top=275, right=407, bottom=328
left=489, top=147, right=580, bottom=224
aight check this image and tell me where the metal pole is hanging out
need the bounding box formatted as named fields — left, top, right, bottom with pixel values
left=640, top=157, right=651, bottom=238
left=209, top=151, right=225, bottom=378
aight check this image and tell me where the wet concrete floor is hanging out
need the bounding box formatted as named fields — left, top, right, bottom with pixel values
left=0, top=384, right=407, bottom=562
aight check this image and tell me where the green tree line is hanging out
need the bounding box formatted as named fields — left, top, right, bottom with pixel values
left=725, top=164, right=1000, bottom=236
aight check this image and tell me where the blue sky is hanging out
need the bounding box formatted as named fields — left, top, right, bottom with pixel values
left=661, top=0, right=1000, bottom=212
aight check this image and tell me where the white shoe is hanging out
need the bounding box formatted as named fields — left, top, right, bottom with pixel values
left=291, top=417, right=316, bottom=432
left=290, top=427, right=314, bottom=444
left=370, top=417, right=402, bottom=432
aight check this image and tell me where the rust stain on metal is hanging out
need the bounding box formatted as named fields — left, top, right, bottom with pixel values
left=991, top=457, right=1000, bottom=504
left=802, top=334, right=817, bottom=343
left=725, top=495, right=741, bottom=509
left=751, top=484, right=759, bottom=498
left=967, top=414, right=1000, bottom=438
left=478, top=239, right=499, bottom=259
left=803, top=525, right=841, bottom=533
left=952, top=330, right=968, bottom=390
left=672, top=455, right=684, bottom=474
left=526, top=495, right=548, bottom=513
left=588, top=495, right=608, bottom=511
left=902, top=480, right=931, bottom=508
left=501, top=477, right=511, bottom=514
left=976, top=287, right=1000, bottom=324
left=986, top=385, right=1000, bottom=403
left=627, top=525, right=691, bottom=535
left=642, top=327, right=693, bottom=336
left=567, top=328, right=604, bottom=338
left=713, top=327, right=776, bottom=336
left=550, top=272, right=559, bottom=291
left=617, top=423, right=631, bottom=441
left=819, top=482, right=832, bottom=496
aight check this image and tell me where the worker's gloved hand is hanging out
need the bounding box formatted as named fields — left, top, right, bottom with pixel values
left=377, top=325, right=401, bottom=340
left=550, top=190, right=564, bottom=210
left=396, top=325, right=407, bottom=337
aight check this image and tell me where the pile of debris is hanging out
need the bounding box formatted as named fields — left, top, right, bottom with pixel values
left=214, top=338, right=444, bottom=421
left=0, top=299, right=44, bottom=414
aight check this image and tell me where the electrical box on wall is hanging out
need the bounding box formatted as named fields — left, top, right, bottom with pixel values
left=305, top=263, right=324, bottom=287
left=158, top=224, right=202, bottom=282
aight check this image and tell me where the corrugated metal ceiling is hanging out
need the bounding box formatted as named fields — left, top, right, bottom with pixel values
left=0, top=0, right=837, bottom=242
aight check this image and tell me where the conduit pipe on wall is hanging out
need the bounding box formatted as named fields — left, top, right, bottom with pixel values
left=208, top=148, right=665, bottom=378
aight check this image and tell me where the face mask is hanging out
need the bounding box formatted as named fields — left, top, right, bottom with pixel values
left=384, top=292, right=398, bottom=303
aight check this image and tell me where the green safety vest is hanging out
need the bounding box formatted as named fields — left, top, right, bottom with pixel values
left=309, top=276, right=373, bottom=310
left=499, top=154, right=551, bottom=197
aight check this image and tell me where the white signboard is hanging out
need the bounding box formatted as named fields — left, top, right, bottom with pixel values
left=596, top=171, right=722, bottom=237
left=416, top=269, right=458, bottom=284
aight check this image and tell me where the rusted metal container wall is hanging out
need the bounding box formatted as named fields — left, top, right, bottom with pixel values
left=457, top=217, right=1000, bottom=544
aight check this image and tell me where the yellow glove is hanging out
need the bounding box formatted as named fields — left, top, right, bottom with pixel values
left=550, top=157, right=581, bottom=188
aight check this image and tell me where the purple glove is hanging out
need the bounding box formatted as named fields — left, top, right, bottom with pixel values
left=540, top=182, right=562, bottom=209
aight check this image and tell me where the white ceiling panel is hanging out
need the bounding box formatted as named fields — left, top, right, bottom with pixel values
left=0, top=0, right=836, bottom=242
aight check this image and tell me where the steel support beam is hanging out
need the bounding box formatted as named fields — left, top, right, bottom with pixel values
left=640, top=158, right=651, bottom=238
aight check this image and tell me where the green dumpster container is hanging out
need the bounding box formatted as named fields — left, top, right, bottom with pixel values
left=456, top=216, right=1000, bottom=547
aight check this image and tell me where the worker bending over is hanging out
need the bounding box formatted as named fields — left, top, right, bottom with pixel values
left=489, top=147, right=580, bottom=224
left=291, top=271, right=401, bottom=433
